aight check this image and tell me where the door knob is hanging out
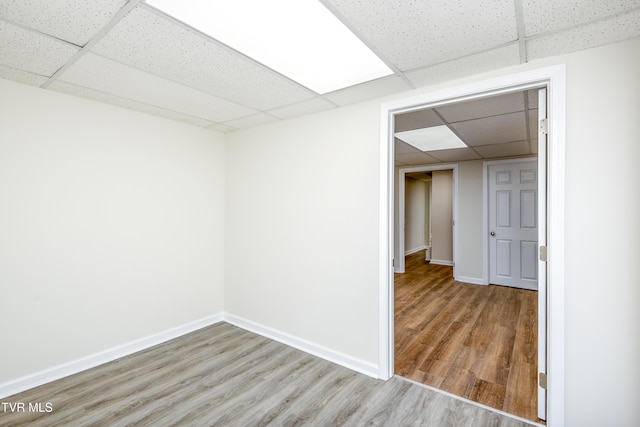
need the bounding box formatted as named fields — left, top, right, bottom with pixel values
left=490, top=231, right=496, bottom=237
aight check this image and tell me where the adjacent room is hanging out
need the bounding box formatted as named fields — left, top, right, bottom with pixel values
left=1, top=1, right=639, bottom=426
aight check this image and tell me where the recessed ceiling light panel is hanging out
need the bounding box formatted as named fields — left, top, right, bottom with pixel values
left=146, top=0, right=393, bottom=94
left=395, top=126, right=467, bottom=151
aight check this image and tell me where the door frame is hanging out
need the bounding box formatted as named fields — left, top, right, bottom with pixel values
left=378, top=65, right=565, bottom=425
left=396, top=164, right=458, bottom=274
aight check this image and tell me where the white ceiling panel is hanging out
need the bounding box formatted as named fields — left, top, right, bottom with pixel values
left=0, top=21, right=79, bottom=76
left=527, top=8, right=640, bottom=61
left=222, top=113, right=280, bottom=130
left=522, top=0, right=640, bottom=36
left=58, top=53, right=257, bottom=123
left=49, top=80, right=216, bottom=128
left=451, top=112, right=528, bottom=146
left=268, top=97, right=336, bottom=120
left=0, top=0, right=128, bottom=46
left=436, top=92, right=525, bottom=123
left=326, top=0, right=517, bottom=71
left=474, top=140, right=531, bottom=158
left=405, top=43, right=521, bottom=88
left=92, top=6, right=317, bottom=111
left=324, top=75, right=412, bottom=106
left=0, top=64, right=48, bottom=86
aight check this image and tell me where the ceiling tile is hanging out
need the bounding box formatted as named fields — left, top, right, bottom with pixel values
left=528, top=90, right=539, bottom=109
left=0, top=0, right=127, bottom=46
left=0, top=20, right=79, bottom=76
left=57, top=53, right=257, bottom=123
left=268, top=97, right=336, bottom=120
left=395, top=152, right=441, bottom=165
left=429, top=148, right=483, bottom=162
left=474, top=140, right=531, bottom=158
left=92, top=6, right=317, bottom=111
left=326, top=0, right=517, bottom=71
left=522, top=0, right=640, bottom=36
left=395, top=109, right=443, bottom=132
left=526, top=9, right=640, bottom=60
left=222, top=113, right=280, bottom=131
left=436, top=92, right=525, bottom=123
left=0, top=64, right=48, bottom=86
left=49, top=80, right=218, bottom=128
left=451, top=112, right=528, bottom=146
left=395, top=138, right=422, bottom=155
left=324, top=75, right=412, bottom=106
left=405, top=43, right=521, bottom=88
left=528, top=109, right=539, bottom=137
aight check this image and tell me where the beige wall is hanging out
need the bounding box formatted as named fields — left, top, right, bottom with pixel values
left=0, top=80, right=226, bottom=382
left=431, top=170, right=453, bottom=263
left=404, top=177, right=427, bottom=253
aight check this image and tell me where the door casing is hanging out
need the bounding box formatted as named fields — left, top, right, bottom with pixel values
left=378, top=65, right=565, bottom=425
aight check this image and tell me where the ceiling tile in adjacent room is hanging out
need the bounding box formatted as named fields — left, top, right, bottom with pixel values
left=0, top=0, right=128, bottom=46
left=395, top=152, right=440, bottom=165
left=436, top=92, right=525, bottom=123
left=405, top=43, right=520, bottom=88
left=474, top=140, right=531, bottom=158
left=0, top=21, right=79, bottom=76
left=429, top=148, right=483, bottom=162
left=394, top=109, right=443, bottom=132
left=395, top=138, right=422, bottom=155
left=92, top=6, right=317, bottom=111
left=522, top=0, right=640, bottom=36
left=57, top=53, right=257, bottom=123
left=326, top=0, right=517, bottom=71
left=450, top=112, right=527, bottom=146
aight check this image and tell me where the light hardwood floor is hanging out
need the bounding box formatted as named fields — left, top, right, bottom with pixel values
left=0, top=322, right=538, bottom=426
left=395, top=250, right=541, bottom=423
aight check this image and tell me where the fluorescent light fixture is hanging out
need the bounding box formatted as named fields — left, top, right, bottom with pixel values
left=395, top=126, right=467, bottom=151
left=146, top=0, right=393, bottom=94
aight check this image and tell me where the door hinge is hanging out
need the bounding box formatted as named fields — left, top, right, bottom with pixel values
left=539, top=372, right=547, bottom=390
left=539, top=245, right=548, bottom=262
left=539, top=118, right=548, bottom=135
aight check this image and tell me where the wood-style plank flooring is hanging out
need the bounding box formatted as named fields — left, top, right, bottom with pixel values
left=395, top=250, right=541, bottom=423
left=1, top=323, right=537, bottom=426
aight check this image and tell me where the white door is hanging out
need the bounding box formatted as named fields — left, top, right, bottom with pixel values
left=488, top=159, right=538, bottom=290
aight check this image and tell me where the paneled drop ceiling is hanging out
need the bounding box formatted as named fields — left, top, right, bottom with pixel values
left=1, top=0, right=640, bottom=133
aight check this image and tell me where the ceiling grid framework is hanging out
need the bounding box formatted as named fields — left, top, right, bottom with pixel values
left=1, top=0, right=639, bottom=134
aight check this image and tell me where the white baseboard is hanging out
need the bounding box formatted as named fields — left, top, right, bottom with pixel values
left=1, top=312, right=381, bottom=399
left=454, top=276, right=487, bottom=285
left=404, top=245, right=427, bottom=256
left=430, top=259, right=454, bottom=266
left=0, top=313, right=224, bottom=399
left=223, top=313, right=380, bottom=379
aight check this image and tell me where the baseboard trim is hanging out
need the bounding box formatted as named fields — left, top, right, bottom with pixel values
left=223, top=313, right=380, bottom=379
left=430, top=259, right=454, bottom=266
left=0, top=313, right=224, bottom=399
left=404, top=245, right=427, bottom=256
left=454, top=276, right=486, bottom=285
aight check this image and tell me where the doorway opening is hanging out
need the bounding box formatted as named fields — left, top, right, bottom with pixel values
left=378, top=66, right=566, bottom=426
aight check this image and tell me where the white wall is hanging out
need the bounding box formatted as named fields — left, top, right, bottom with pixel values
left=0, top=79, right=226, bottom=383
left=1, top=35, right=639, bottom=426
left=225, top=37, right=640, bottom=426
